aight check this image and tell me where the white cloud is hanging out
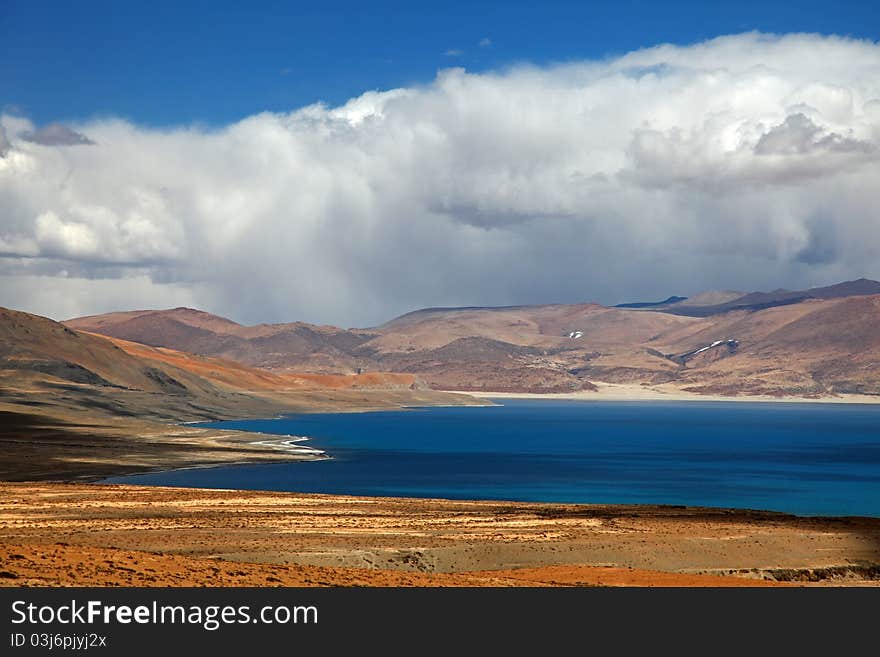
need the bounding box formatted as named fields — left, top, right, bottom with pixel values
left=1, top=32, right=879, bottom=326
left=479, top=37, right=492, bottom=48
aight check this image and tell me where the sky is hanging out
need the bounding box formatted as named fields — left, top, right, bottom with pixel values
left=1, top=2, right=879, bottom=326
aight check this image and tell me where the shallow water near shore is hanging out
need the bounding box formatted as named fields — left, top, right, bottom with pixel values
left=104, top=399, right=880, bottom=517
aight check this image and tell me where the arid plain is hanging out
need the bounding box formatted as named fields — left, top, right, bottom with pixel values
left=3, top=483, right=879, bottom=587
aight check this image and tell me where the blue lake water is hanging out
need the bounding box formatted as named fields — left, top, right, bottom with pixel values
left=104, top=400, right=880, bottom=517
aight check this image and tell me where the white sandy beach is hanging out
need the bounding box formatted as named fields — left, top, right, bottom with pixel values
left=446, top=382, right=880, bottom=404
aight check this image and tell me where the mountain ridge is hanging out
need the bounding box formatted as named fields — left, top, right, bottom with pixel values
left=659, top=278, right=880, bottom=317
left=64, top=278, right=880, bottom=397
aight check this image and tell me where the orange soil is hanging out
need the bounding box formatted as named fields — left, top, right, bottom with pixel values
left=0, top=543, right=783, bottom=588
left=4, top=483, right=877, bottom=588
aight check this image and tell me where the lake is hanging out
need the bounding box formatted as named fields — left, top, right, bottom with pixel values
left=104, top=399, right=880, bottom=517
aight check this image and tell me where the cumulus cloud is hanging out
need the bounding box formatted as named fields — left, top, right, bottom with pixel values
left=1, top=32, right=880, bottom=326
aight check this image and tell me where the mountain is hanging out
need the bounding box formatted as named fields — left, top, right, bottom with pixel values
left=69, top=303, right=696, bottom=393
left=661, top=278, right=880, bottom=317
left=614, top=296, right=688, bottom=309
left=369, top=294, right=880, bottom=395
left=65, top=279, right=880, bottom=397
left=68, top=307, right=375, bottom=373
left=0, top=307, right=437, bottom=424
left=665, top=290, right=745, bottom=308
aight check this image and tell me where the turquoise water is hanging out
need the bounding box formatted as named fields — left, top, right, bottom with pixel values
left=104, top=400, right=880, bottom=517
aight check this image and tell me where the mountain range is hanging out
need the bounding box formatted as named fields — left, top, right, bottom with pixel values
left=62, top=278, right=880, bottom=397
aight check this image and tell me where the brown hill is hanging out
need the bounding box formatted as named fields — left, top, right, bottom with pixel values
left=65, top=280, right=880, bottom=397
left=69, top=307, right=375, bottom=373
left=1, top=307, right=221, bottom=398
left=1, top=307, right=445, bottom=424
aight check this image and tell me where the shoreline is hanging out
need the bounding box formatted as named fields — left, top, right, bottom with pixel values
left=0, top=390, right=480, bottom=483
left=100, top=479, right=880, bottom=521
left=98, top=446, right=329, bottom=485
left=445, top=382, right=880, bottom=404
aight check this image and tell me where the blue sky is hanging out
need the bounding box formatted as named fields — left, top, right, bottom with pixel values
left=3, top=0, right=878, bottom=127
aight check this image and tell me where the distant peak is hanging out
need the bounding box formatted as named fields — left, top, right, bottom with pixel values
left=614, top=295, right=687, bottom=309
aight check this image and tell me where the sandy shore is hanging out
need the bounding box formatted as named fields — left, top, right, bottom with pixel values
left=2, top=482, right=878, bottom=587
left=447, top=382, right=880, bottom=404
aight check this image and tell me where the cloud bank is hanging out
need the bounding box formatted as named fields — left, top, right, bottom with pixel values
left=2, top=32, right=879, bottom=326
